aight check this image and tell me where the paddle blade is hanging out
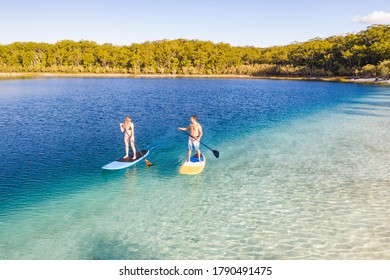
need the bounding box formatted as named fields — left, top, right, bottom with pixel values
left=145, top=159, right=153, bottom=167
left=213, top=150, right=220, bottom=158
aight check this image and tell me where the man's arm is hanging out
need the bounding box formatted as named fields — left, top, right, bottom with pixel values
left=178, top=125, right=190, bottom=131
left=197, top=124, right=203, bottom=141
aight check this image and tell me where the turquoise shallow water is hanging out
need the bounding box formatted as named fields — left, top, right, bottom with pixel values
left=0, top=78, right=389, bottom=259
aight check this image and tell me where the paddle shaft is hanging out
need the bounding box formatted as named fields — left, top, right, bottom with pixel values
left=132, top=138, right=153, bottom=166
left=180, top=130, right=218, bottom=156
left=131, top=138, right=144, bottom=157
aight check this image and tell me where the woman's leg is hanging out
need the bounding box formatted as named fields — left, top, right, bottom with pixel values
left=124, top=138, right=129, bottom=158
left=131, top=138, right=136, bottom=159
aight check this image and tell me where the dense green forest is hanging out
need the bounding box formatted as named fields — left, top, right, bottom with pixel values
left=1, top=25, right=389, bottom=78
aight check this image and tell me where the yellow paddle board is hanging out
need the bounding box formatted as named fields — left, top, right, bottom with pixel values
left=179, top=154, right=206, bottom=175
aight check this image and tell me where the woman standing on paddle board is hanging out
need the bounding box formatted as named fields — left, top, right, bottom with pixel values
left=120, top=116, right=136, bottom=159
left=178, top=115, right=203, bottom=162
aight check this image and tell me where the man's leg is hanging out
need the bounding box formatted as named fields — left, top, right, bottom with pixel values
left=187, top=138, right=192, bottom=162
left=195, top=140, right=201, bottom=162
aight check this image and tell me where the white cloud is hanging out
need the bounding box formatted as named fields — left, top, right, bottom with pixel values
left=352, top=11, right=390, bottom=24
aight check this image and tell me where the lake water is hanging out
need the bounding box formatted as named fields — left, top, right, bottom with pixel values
left=0, top=77, right=389, bottom=259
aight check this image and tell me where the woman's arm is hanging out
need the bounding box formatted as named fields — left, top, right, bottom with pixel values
left=130, top=123, right=135, bottom=138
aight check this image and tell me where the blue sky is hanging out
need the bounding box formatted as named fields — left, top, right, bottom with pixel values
left=1, top=0, right=389, bottom=47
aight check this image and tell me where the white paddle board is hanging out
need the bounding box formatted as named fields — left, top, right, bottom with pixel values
left=102, top=150, right=149, bottom=170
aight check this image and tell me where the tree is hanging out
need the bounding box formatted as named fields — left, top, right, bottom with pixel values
left=0, top=25, right=389, bottom=77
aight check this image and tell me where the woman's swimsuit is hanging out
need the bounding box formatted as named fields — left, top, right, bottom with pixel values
left=123, top=124, right=132, bottom=141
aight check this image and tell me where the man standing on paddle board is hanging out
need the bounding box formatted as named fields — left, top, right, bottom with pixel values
left=178, top=115, right=203, bottom=162
left=120, top=116, right=136, bottom=159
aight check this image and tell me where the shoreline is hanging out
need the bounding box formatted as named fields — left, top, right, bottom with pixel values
left=1, top=72, right=389, bottom=85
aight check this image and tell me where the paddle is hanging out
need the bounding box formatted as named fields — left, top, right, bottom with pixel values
left=132, top=139, right=153, bottom=167
left=119, top=119, right=153, bottom=167
left=180, top=130, right=220, bottom=158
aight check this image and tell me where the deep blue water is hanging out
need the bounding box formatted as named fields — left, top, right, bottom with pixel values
left=0, top=78, right=372, bottom=210
left=2, top=78, right=390, bottom=260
